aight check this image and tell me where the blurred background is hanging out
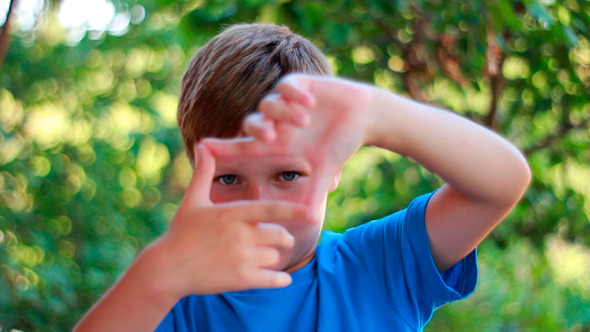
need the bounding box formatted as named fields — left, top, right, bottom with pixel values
left=0, top=0, right=588, bottom=330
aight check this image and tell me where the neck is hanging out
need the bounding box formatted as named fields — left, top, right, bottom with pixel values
left=283, top=247, right=316, bottom=274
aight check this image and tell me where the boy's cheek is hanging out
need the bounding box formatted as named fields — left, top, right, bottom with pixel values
left=209, top=190, right=237, bottom=204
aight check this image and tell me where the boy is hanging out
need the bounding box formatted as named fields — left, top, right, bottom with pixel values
left=75, top=24, right=531, bottom=331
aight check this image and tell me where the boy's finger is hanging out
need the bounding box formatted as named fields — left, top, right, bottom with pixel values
left=259, top=93, right=310, bottom=127
left=185, top=144, right=215, bottom=204
left=291, top=164, right=342, bottom=220
left=233, top=201, right=313, bottom=224
left=203, top=136, right=298, bottom=159
left=253, top=247, right=281, bottom=268
left=255, top=223, right=295, bottom=248
left=202, top=137, right=268, bottom=158
left=277, top=75, right=316, bottom=109
left=243, top=113, right=277, bottom=142
left=248, top=269, right=292, bottom=289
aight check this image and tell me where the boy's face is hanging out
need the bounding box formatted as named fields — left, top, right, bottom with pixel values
left=209, top=153, right=336, bottom=273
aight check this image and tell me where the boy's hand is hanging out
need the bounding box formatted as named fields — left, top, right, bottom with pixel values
left=204, top=74, right=374, bottom=204
left=251, top=74, right=373, bottom=170
left=143, top=144, right=312, bottom=301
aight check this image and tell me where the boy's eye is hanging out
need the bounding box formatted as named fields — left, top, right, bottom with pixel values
left=218, top=175, right=238, bottom=185
left=279, top=171, right=299, bottom=182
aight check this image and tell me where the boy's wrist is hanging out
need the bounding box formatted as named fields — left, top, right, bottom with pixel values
left=129, top=240, right=184, bottom=310
left=74, top=240, right=180, bottom=331
left=363, top=86, right=433, bottom=157
left=363, top=86, right=404, bottom=151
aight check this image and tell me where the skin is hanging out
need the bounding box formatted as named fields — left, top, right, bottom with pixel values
left=74, top=74, right=531, bottom=331
left=207, top=153, right=335, bottom=273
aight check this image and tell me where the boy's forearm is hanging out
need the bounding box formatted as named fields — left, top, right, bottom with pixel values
left=74, top=246, right=176, bottom=332
left=367, top=87, right=531, bottom=206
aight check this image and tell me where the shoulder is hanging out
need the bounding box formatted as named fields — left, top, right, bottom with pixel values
left=320, top=190, right=478, bottom=299
left=316, top=192, right=436, bottom=273
left=337, top=191, right=436, bottom=248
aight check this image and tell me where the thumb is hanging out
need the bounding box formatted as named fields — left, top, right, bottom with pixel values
left=186, top=143, right=215, bottom=204
left=302, top=163, right=339, bottom=217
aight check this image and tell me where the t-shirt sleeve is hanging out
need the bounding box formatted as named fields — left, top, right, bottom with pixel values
left=341, top=191, right=478, bottom=324
left=154, top=297, right=194, bottom=332
left=155, top=312, right=174, bottom=332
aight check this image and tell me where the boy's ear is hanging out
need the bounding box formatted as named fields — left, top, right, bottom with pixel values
left=329, top=169, right=342, bottom=192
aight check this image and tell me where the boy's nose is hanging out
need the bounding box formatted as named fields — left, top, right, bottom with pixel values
left=246, top=183, right=270, bottom=200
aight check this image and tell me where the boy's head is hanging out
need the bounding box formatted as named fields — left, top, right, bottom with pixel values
left=178, top=23, right=332, bottom=164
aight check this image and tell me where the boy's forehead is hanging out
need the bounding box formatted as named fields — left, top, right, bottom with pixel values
left=214, top=154, right=312, bottom=173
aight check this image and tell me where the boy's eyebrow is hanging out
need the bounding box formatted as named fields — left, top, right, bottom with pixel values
left=213, top=156, right=312, bottom=174
left=271, top=158, right=312, bottom=172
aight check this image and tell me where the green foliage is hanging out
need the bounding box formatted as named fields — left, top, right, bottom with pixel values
left=1, top=0, right=589, bottom=330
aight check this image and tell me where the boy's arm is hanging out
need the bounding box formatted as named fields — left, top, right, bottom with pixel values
left=367, top=88, right=531, bottom=271
left=243, top=74, right=531, bottom=272
left=74, top=145, right=308, bottom=331
left=73, top=245, right=179, bottom=331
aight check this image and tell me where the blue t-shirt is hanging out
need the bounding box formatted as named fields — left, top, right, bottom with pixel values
left=156, top=192, right=478, bottom=331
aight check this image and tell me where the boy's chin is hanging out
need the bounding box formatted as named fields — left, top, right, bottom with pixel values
left=273, top=218, right=323, bottom=273
left=279, top=246, right=317, bottom=274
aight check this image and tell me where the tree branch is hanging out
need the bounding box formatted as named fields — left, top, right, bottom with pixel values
left=523, top=121, right=586, bottom=155
left=524, top=99, right=588, bottom=155
left=436, top=33, right=467, bottom=86
left=483, top=18, right=505, bottom=130
left=401, top=11, right=431, bottom=102
left=0, top=0, right=17, bottom=69
left=366, top=11, right=406, bottom=50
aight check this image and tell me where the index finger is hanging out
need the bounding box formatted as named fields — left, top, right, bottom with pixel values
left=202, top=131, right=300, bottom=159
left=202, top=137, right=268, bottom=158
left=229, top=200, right=314, bottom=225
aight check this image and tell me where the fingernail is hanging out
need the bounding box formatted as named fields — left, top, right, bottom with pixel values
left=277, top=273, right=292, bottom=287
left=287, top=234, right=295, bottom=247
left=263, top=128, right=277, bottom=141
left=295, top=112, right=310, bottom=127
left=304, top=94, right=316, bottom=108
